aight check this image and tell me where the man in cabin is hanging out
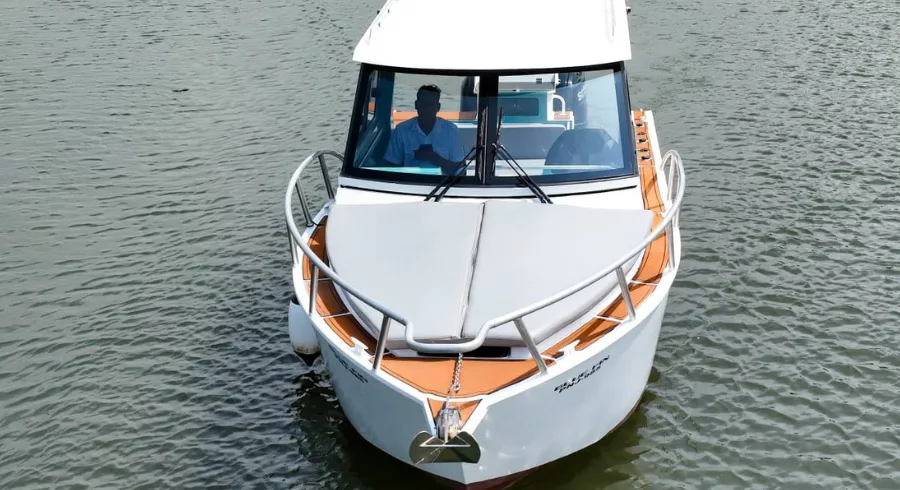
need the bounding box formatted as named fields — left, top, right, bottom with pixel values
left=383, top=84, right=466, bottom=175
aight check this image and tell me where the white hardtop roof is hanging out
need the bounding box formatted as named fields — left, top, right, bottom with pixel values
left=353, top=0, right=632, bottom=71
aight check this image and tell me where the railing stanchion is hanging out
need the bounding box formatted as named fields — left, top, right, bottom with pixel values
left=318, top=153, right=335, bottom=199
left=666, top=221, right=675, bottom=270
left=286, top=223, right=297, bottom=266
left=674, top=164, right=682, bottom=227
left=296, top=183, right=313, bottom=226
left=373, top=316, right=392, bottom=371
left=309, top=266, right=319, bottom=315
left=615, top=267, right=636, bottom=320
left=666, top=156, right=675, bottom=203
left=514, top=318, right=548, bottom=374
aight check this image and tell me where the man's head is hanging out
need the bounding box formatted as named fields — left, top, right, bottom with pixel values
left=415, top=84, right=442, bottom=125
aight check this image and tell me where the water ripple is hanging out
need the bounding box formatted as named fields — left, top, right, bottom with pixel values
left=2, top=0, right=900, bottom=489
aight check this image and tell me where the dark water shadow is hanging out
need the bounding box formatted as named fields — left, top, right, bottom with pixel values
left=336, top=418, right=443, bottom=490
left=289, top=367, right=438, bottom=490
left=512, top=373, right=660, bottom=490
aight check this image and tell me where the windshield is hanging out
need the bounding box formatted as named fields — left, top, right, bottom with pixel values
left=342, top=65, right=635, bottom=185
left=348, top=72, right=476, bottom=179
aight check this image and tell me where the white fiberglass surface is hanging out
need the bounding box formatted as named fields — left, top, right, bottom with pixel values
left=352, top=0, right=632, bottom=70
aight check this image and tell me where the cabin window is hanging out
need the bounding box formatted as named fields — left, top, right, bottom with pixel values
left=351, top=71, right=477, bottom=176
left=490, top=68, right=630, bottom=183
left=343, top=64, right=635, bottom=185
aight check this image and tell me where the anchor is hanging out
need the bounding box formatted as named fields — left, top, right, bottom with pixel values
left=409, top=429, right=481, bottom=464
left=409, top=355, right=481, bottom=464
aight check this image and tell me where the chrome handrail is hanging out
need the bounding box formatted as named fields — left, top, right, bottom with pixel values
left=286, top=147, right=684, bottom=376
left=285, top=150, right=412, bottom=371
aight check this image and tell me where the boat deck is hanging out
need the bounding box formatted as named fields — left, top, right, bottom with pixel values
left=301, top=110, right=667, bottom=421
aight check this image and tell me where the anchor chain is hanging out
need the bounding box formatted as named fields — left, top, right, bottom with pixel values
left=448, top=352, right=463, bottom=396
left=437, top=353, right=464, bottom=442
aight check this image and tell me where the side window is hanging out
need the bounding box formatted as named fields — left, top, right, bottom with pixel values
left=366, top=77, right=376, bottom=125
left=578, top=70, right=620, bottom=144
left=360, top=73, right=377, bottom=134
left=353, top=72, right=381, bottom=167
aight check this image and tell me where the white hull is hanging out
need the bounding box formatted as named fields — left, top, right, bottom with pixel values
left=289, top=275, right=671, bottom=487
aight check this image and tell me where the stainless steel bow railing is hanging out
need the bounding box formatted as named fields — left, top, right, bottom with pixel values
left=286, top=149, right=685, bottom=375
left=286, top=150, right=414, bottom=372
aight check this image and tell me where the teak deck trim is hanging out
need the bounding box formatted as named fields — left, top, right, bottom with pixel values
left=301, top=110, right=668, bottom=399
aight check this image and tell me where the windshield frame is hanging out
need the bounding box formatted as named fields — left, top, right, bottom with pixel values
left=340, top=62, right=637, bottom=188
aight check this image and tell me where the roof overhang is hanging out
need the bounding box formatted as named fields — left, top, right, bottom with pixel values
left=353, top=0, right=632, bottom=72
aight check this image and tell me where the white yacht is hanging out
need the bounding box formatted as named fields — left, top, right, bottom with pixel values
left=284, top=0, right=685, bottom=487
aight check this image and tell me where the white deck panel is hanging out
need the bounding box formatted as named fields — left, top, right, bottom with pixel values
left=353, top=0, right=632, bottom=71
left=324, top=200, right=652, bottom=350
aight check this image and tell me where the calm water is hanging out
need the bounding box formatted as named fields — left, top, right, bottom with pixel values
left=2, top=0, right=899, bottom=488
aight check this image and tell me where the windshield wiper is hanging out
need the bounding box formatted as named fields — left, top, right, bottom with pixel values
left=425, top=106, right=553, bottom=204
left=424, top=106, right=487, bottom=202
left=493, top=109, right=553, bottom=204
left=423, top=145, right=477, bottom=202
left=494, top=144, right=553, bottom=204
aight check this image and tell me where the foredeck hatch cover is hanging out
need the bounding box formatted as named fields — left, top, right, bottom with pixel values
left=325, top=200, right=653, bottom=349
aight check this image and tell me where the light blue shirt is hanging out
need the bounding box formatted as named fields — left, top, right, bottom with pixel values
left=384, top=117, right=466, bottom=167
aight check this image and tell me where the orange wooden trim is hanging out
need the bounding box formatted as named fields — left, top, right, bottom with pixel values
left=301, top=218, right=374, bottom=353
left=640, top=167, right=665, bottom=213
left=381, top=357, right=540, bottom=398
left=301, top=217, right=328, bottom=280
left=633, top=109, right=669, bottom=285
left=427, top=399, right=481, bottom=427
left=324, top=313, right=375, bottom=353
left=634, top=213, right=668, bottom=284
left=313, top=282, right=348, bottom=318
left=545, top=282, right=658, bottom=354
left=392, top=111, right=477, bottom=125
